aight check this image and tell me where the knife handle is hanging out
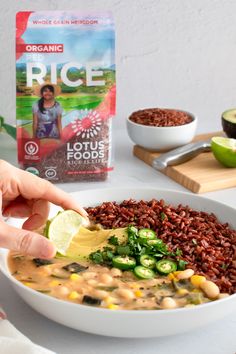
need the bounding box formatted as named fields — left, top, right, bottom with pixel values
left=152, top=141, right=211, bottom=171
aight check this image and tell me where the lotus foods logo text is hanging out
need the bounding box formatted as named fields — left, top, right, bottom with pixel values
left=66, top=141, right=105, bottom=161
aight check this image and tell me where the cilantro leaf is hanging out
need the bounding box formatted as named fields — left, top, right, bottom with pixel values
left=89, top=251, right=103, bottom=264
left=161, top=212, right=167, bottom=221
left=175, top=248, right=183, bottom=257
left=116, top=245, right=130, bottom=256
left=108, top=235, right=119, bottom=246
left=178, top=259, right=188, bottom=270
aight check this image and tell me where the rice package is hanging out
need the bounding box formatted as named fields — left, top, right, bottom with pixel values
left=16, top=11, right=115, bottom=182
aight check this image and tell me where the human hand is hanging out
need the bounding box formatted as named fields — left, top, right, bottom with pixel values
left=0, top=160, right=88, bottom=258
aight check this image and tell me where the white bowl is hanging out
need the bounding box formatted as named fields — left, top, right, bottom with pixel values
left=127, top=110, right=197, bottom=151
left=0, top=188, right=236, bottom=338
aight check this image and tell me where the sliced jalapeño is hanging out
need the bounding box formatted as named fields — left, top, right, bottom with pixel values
left=112, top=255, right=136, bottom=270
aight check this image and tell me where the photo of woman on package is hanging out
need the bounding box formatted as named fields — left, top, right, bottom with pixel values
left=33, top=84, right=63, bottom=139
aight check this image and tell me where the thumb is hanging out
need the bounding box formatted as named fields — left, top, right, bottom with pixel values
left=0, top=220, right=56, bottom=259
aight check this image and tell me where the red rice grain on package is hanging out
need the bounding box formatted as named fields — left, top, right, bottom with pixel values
left=86, top=199, right=236, bottom=294
left=129, top=108, right=192, bottom=127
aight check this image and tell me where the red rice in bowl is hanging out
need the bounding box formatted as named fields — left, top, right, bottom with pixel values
left=129, top=108, right=193, bottom=127
left=86, top=199, right=236, bottom=294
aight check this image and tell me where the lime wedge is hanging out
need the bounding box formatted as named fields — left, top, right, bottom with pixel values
left=211, top=137, right=236, bottom=167
left=48, top=210, right=85, bottom=255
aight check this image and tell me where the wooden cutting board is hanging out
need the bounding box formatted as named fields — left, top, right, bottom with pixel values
left=133, top=131, right=236, bottom=194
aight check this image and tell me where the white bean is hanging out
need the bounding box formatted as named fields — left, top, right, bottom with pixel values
left=176, top=269, right=194, bottom=280
left=87, top=279, right=98, bottom=287
left=115, top=288, right=135, bottom=301
left=82, top=272, right=97, bottom=280
left=218, top=293, right=230, bottom=299
left=57, top=286, right=70, bottom=296
left=93, top=290, right=109, bottom=299
left=99, top=273, right=113, bottom=284
left=200, top=280, right=220, bottom=299
left=110, top=268, right=122, bottom=277
left=38, top=266, right=52, bottom=276
left=160, top=297, right=177, bottom=309
left=104, top=296, right=120, bottom=305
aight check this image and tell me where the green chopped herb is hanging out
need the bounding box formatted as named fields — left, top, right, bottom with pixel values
left=175, top=248, right=183, bottom=257
left=192, top=239, right=198, bottom=245
left=89, top=247, right=114, bottom=266
left=116, top=245, right=130, bottom=256
left=178, top=259, right=188, bottom=271
left=108, top=235, right=119, bottom=246
left=89, top=225, right=183, bottom=272
left=161, top=212, right=167, bottom=221
left=154, top=252, right=167, bottom=258
left=36, top=289, right=51, bottom=293
left=89, top=251, right=103, bottom=264
left=102, top=246, right=113, bottom=252
left=102, top=249, right=114, bottom=261
left=96, top=286, right=118, bottom=291
left=127, top=225, right=138, bottom=236
left=221, top=263, right=229, bottom=270
left=187, top=292, right=204, bottom=305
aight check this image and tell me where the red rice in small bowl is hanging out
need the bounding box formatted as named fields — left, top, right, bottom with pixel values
left=129, top=108, right=193, bottom=127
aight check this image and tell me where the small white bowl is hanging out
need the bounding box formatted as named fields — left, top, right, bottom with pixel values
left=127, top=110, right=197, bottom=151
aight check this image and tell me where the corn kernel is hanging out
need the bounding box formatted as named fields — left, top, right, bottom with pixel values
left=167, top=273, right=176, bottom=280
left=177, top=288, right=189, bottom=296
left=168, top=271, right=181, bottom=281
left=104, top=297, right=112, bottom=304
left=191, top=275, right=206, bottom=288
left=70, top=273, right=80, bottom=281
left=104, top=296, right=120, bottom=305
left=134, top=290, right=143, bottom=298
left=49, top=280, right=60, bottom=287
left=192, top=288, right=201, bottom=293
left=68, top=291, right=79, bottom=300
left=107, top=304, right=119, bottom=310
left=23, top=282, right=33, bottom=287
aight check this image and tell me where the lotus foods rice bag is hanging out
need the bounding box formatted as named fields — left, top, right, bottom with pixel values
left=16, top=11, right=115, bottom=182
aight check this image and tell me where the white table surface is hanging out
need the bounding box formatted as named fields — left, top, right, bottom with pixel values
left=0, top=131, right=236, bottom=354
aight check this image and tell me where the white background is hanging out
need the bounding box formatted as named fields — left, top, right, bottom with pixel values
left=1, top=0, right=236, bottom=133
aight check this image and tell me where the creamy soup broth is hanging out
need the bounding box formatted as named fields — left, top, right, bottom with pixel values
left=8, top=253, right=228, bottom=310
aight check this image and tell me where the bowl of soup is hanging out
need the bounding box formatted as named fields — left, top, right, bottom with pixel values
left=0, top=188, right=235, bottom=338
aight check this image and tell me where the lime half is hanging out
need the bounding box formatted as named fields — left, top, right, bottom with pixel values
left=48, top=210, right=85, bottom=255
left=211, top=137, right=236, bottom=167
